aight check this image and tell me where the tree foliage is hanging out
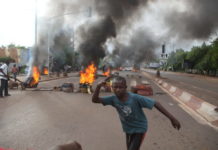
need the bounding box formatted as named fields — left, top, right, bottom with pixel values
left=167, top=49, right=187, bottom=71
left=0, top=57, right=15, bottom=63
left=186, top=43, right=210, bottom=69
left=166, top=37, right=218, bottom=76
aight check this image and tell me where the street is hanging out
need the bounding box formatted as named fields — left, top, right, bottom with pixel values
left=0, top=71, right=217, bottom=150
left=145, top=69, right=218, bottom=106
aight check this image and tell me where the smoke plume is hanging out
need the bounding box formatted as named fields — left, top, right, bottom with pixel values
left=33, top=0, right=218, bottom=73
left=78, top=16, right=116, bottom=66
left=165, top=0, right=218, bottom=39
left=77, top=0, right=153, bottom=66
left=94, top=0, right=150, bottom=25
left=119, top=29, right=157, bottom=65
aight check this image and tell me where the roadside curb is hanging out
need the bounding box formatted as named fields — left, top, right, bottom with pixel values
left=141, top=71, right=218, bottom=128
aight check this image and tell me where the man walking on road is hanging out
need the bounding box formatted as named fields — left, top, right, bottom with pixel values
left=0, top=60, right=11, bottom=98
left=92, top=76, right=181, bottom=150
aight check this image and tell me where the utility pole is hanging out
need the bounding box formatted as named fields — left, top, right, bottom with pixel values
left=35, top=0, right=38, bottom=51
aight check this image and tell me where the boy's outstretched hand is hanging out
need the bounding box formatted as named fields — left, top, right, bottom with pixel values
left=154, top=101, right=181, bottom=130
left=170, top=118, right=181, bottom=130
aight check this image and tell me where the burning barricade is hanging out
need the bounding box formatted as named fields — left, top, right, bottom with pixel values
left=42, top=67, right=49, bottom=75
left=102, top=68, right=111, bottom=77
left=21, top=66, right=40, bottom=89
left=79, top=63, right=97, bottom=94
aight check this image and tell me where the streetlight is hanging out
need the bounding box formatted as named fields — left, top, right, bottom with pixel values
left=35, top=0, right=38, bottom=56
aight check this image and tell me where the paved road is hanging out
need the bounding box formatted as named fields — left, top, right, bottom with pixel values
left=145, top=69, right=218, bottom=106
left=0, top=72, right=217, bottom=150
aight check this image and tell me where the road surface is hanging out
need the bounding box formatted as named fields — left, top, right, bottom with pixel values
left=145, top=69, right=218, bottom=106
left=0, top=71, right=217, bottom=150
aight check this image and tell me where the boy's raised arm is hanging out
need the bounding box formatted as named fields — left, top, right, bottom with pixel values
left=92, top=81, right=106, bottom=103
left=154, top=101, right=181, bottom=130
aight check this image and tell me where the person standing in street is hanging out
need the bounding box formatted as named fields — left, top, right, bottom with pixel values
left=11, top=64, right=18, bottom=81
left=0, top=60, right=11, bottom=98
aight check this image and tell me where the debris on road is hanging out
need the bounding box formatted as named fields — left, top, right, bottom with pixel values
left=131, top=83, right=153, bottom=96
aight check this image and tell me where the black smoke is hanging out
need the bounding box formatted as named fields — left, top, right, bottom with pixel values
left=77, top=0, right=153, bottom=66
left=119, top=30, right=157, bottom=65
left=95, top=0, right=150, bottom=25
left=51, top=30, right=74, bottom=72
left=78, top=16, right=116, bottom=66
left=165, top=0, right=218, bottom=39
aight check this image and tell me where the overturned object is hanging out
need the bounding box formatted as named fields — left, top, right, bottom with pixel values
left=131, top=84, right=153, bottom=96
left=61, top=83, right=74, bottom=93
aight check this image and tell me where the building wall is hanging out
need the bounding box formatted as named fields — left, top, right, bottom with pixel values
left=0, top=47, right=32, bottom=66
left=8, top=47, right=19, bottom=62
left=0, top=48, right=7, bottom=57
left=0, top=47, right=21, bottom=63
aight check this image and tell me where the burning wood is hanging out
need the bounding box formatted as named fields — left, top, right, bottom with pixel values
left=43, top=67, right=49, bottom=75
left=79, top=63, right=97, bottom=94
left=22, top=77, right=39, bottom=88
left=102, top=68, right=111, bottom=77
left=22, top=66, right=40, bottom=88
left=80, top=63, right=96, bottom=85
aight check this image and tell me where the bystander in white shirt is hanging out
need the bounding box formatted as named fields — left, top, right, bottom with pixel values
left=0, top=63, right=8, bottom=80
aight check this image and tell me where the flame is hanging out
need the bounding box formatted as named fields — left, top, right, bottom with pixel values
left=103, top=68, right=111, bottom=77
left=31, top=66, right=40, bottom=86
left=80, top=63, right=97, bottom=84
left=43, top=68, right=49, bottom=75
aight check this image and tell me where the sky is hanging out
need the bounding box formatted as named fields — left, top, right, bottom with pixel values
left=0, top=0, right=216, bottom=52
left=0, top=0, right=48, bottom=47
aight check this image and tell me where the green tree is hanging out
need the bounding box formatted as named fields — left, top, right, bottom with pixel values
left=210, top=38, right=218, bottom=70
left=7, top=43, right=16, bottom=48
left=0, top=57, right=15, bottom=63
left=186, top=43, right=209, bottom=69
left=167, top=49, right=187, bottom=71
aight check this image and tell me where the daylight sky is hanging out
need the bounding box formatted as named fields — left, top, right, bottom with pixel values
left=0, top=0, right=216, bottom=52
left=0, top=0, right=48, bottom=47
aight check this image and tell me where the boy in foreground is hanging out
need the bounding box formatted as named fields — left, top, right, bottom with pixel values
left=92, top=76, right=181, bottom=150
